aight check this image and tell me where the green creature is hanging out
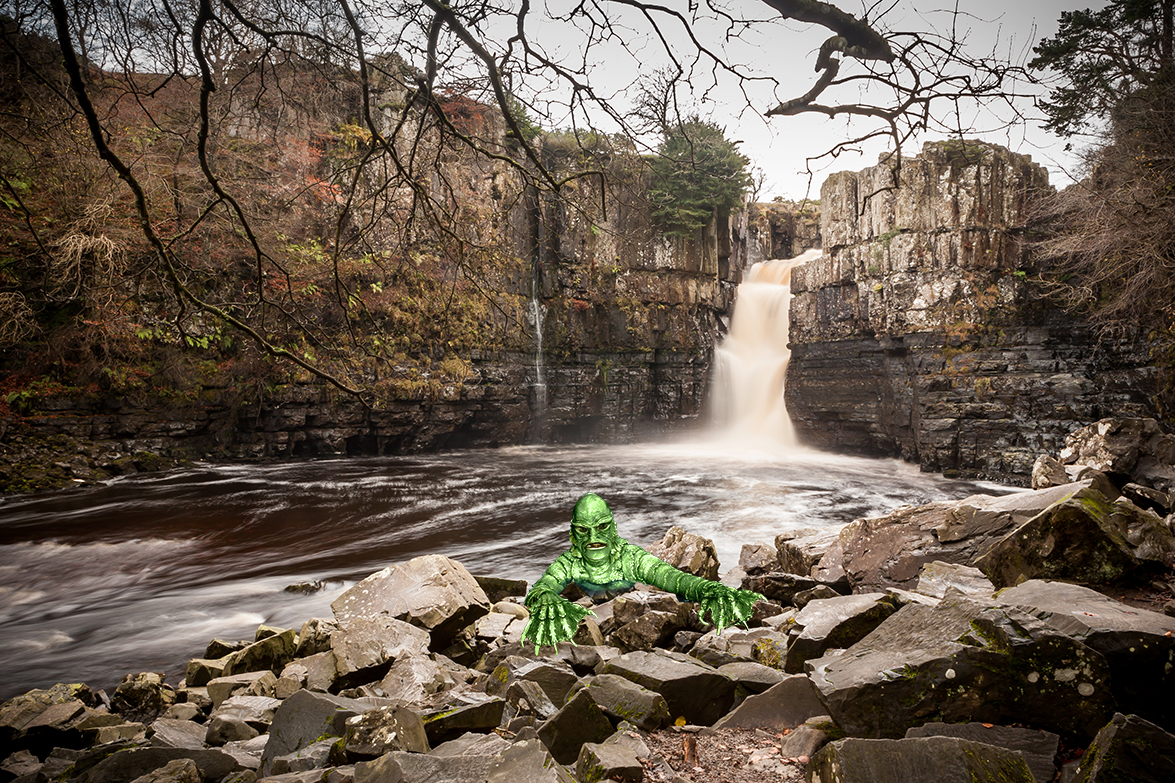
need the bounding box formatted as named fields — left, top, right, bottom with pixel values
left=521, top=493, right=765, bottom=652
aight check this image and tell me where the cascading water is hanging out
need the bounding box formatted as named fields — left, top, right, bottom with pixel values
left=711, top=247, right=821, bottom=446
left=528, top=271, right=548, bottom=438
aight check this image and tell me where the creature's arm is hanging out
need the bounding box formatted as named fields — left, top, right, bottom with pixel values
left=628, top=546, right=764, bottom=634
left=521, top=555, right=593, bottom=653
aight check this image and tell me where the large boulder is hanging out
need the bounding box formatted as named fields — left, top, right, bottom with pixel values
left=783, top=593, right=899, bottom=673
left=976, top=490, right=1175, bottom=588
left=815, top=479, right=1120, bottom=591
left=342, top=704, right=430, bottom=760
left=535, top=690, right=615, bottom=765
left=331, top=554, right=490, bottom=651
left=806, top=597, right=1115, bottom=741
left=995, top=579, right=1175, bottom=728
left=644, top=526, right=720, bottom=580
left=222, top=629, right=297, bottom=677
left=1071, top=712, right=1175, bottom=783
left=111, top=673, right=178, bottom=724
left=1060, top=418, right=1175, bottom=492
left=705, top=674, right=825, bottom=732
left=600, top=650, right=735, bottom=726
left=420, top=691, right=505, bottom=745
left=809, top=735, right=1036, bottom=783
left=260, top=688, right=386, bottom=776
left=330, top=615, right=432, bottom=689
left=374, top=653, right=460, bottom=704
left=581, top=674, right=670, bottom=731
left=79, top=747, right=241, bottom=783
left=906, top=722, right=1059, bottom=783
left=775, top=528, right=841, bottom=577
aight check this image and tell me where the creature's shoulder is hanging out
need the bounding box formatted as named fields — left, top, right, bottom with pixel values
left=615, top=538, right=658, bottom=574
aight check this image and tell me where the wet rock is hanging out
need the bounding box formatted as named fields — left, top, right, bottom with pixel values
left=738, top=542, right=777, bottom=575
left=778, top=715, right=836, bottom=760
left=1122, top=482, right=1171, bottom=514
left=126, top=758, right=201, bottom=783
left=269, top=736, right=337, bottom=775
left=715, top=661, right=786, bottom=693
left=294, top=619, right=337, bottom=658
left=906, top=722, right=1059, bottom=783
left=810, top=735, right=1036, bottom=783
left=260, top=689, right=378, bottom=777
left=535, top=690, right=615, bottom=765
left=330, top=615, right=432, bottom=689
left=342, top=704, right=429, bottom=759
left=330, top=554, right=490, bottom=652
left=1071, top=712, right=1175, bottom=783
left=473, top=575, right=528, bottom=604
left=818, top=480, right=1119, bottom=592
left=487, top=658, right=579, bottom=706
left=82, top=747, right=241, bottom=783
left=644, top=526, right=720, bottom=580
left=354, top=749, right=497, bottom=783
left=429, top=730, right=511, bottom=757
left=996, top=579, right=1175, bottom=728
left=210, top=695, right=281, bottom=731
left=0, top=683, right=95, bottom=749
left=783, top=593, right=899, bottom=673
left=149, top=718, right=207, bottom=750
left=741, top=571, right=819, bottom=605
left=301, top=651, right=340, bottom=693
left=223, top=630, right=297, bottom=677
left=1060, top=418, right=1175, bottom=493
left=977, top=489, right=1175, bottom=588
left=420, top=691, right=505, bottom=745
left=205, top=639, right=248, bottom=660
left=504, top=679, right=558, bottom=722
left=581, top=673, right=670, bottom=731
left=776, top=528, right=841, bottom=578
left=206, top=672, right=275, bottom=709
left=185, top=657, right=230, bottom=688
left=161, top=703, right=202, bottom=722
left=1032, top=455, right=1070, bottom=489
left=600, top=650, right=735, bottom=726
left=807, top=597, right=1115, bottom=740
left=112, top=673, right=178, bottom=724
left=1, top=749, right=41, bottom=778
left=374, top=653, right=458, bottom=703
left=913, top=561, right=994, bottom=599
left=205, top=714, right=259, bottom=746
left=486, top=739, right=577, bottom=783
left=793, top=584, right=839, bottom=609
left=576, top=741, right=643, bottom=783
left=610, top=610, right=691, bottom=652
left=705, top=674, right=825, bottom=732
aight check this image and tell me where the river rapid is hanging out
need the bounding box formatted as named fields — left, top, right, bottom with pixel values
left=0, top=437, right=1014, bottom=701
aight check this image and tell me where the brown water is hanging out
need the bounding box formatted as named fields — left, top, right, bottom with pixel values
left=0, top=440, right=1012, bottom=700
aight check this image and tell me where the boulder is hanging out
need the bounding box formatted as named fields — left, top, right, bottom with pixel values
left=906, top=722, right=1059, bottom=783
left=576, top=741, right=643, bottom=783
left=268, top=738, right=336, bottom=775
left=301, top=651, right=340, bottom=693
left=996, top=579, right=1175, bottom=728
left=473, top=575, right=528, bottom=604
left=80, top=747, right=241, bottom=783
left=1071, top=712, right=1175, bottom=783
left=330, top=615, right=432, bottom=688
left=205, top=639, right=247, bottom=659
left=783, top=593, right=899, bottom=673
left=806, top=597, right=1115, bottom=740
left=260, top=689, right=380, bottom=776
left=809, top=735, right=1036, bottom=783
left=204, top=714, right=259, bottom=746
left=223, top=629, right=297, bottom=677
left=741, top=571, right=819, bottom=605
left=912, top=560, right=994, bottom=600
left=535, top=690, right=615, bottom=765
left=1122, top=482, right=1171, bottom=514
left=185, top=657, right=230, bottom=688
left=977, top=490, right=1175, bottom=588
left=644, top=526, right=720, bottom=580
left=429, top=730, right=511, bottom=757
left=126, top=758, right=201, bottom=783
left=816, top=480, right=1120, bottom=591
left=330, top=554, right=490, bottom=651
left=775, top=528, right=841, bottom=577
left=295, top=618, right=338, bottom=658
left=210, top=695, right=281, bottom=730
left=600, top=650, right=735, bottom=726
left=486, top=739, right=577, bottom=783
left=1060, top=418, right=1175, bottom=492
left=738, top=542, right=778, bottom=575
left=487, top=658, right=579, bottom=706
left=1032, top=455, right=1070, bottom=490
left=505, top=679, right=558, bottom=722
left=0, top=683, right=97, bottom=749
left=342, top=704, right=429, bottom=759
left=206, top=672, right=275, bottom=709
left=705, top=674, right=825, bottom=732
left=375, top=653, right=458, bottom=703
left=354, top=749, right=497, bottom=783
left=610, top=610, right=691, bottom=652
left=5, top=697, right=89, bottom=755
left=148, top=718, right=207, bottom=750
left=793, top=585, right=839, bottom=608
left=581, top=674, right=670, bottom=731
left=778, top=715, right=836, bottom=760
left=111, top=673, right=178, bottom=723
left=420, top=691, right=505, bottom=745
left=715, top=661, right=786, bottom=693
left=1, top=749, right=41, bottom=778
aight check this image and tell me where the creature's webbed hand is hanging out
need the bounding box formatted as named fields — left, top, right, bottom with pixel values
left=693, top=581, right=764, bottom=634
left=520, top=591, right=593, bottom=653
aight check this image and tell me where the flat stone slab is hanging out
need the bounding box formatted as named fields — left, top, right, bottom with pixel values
left=600, top=650, right=735, bottom=727
left=704, top=674, right=825, bottom=732
left=906, top=722, right=1059, bottom=783
left=809, top=735, right=1036, bottom=783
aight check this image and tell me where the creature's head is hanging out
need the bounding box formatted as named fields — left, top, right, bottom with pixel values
left=570, top=493, right=620, bottom=567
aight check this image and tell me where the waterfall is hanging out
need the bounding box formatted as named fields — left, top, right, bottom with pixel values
left=711, top=248, right=821, bottom=446
left=529, top=273, right=548, bottom=437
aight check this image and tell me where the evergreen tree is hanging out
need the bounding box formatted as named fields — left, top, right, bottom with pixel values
left=648, top=120, right=752, bottom=236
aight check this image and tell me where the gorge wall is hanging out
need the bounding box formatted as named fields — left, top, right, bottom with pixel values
left=787, top=140, right=1163, bottom=483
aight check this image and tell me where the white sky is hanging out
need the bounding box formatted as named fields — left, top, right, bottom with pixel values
left=514, top=0, right=1105, bottom=200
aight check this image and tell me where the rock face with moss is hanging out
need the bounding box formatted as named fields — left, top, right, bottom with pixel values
left=786, top=140, right=1161, bottom=484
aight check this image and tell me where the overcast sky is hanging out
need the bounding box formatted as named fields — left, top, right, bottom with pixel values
left=518, top=1, right=1104, bottom=200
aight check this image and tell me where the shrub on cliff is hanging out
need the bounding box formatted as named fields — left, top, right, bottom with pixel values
left=647, top=120, right=752, bottom=236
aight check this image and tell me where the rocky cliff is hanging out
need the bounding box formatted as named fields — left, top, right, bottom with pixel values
left=787, top=140, right=1162, bottom=483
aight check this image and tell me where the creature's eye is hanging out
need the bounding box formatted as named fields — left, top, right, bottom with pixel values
left=597, top=523, right=609, bottom=531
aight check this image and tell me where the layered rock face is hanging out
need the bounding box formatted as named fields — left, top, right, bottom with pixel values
left=787, top=140, right=1160, bottom=482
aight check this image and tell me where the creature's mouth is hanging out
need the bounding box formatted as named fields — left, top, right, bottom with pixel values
left=588, top=543, right=607, bottom=550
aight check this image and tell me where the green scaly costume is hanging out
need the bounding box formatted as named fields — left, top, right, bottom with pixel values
left=521, top=493, right=765, bottom=651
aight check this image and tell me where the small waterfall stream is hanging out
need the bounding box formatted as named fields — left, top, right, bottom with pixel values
left=711, top=248, right=821, bottom=445
left=529, top=271, right=548, bottom=438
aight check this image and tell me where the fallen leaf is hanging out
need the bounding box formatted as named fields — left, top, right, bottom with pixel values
left=982, top=723, right=994, bottom=728
left=798, top=755, right=810, bottom=764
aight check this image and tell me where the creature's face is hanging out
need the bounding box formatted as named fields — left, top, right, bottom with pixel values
left=570, top=493, right=620, bottom=567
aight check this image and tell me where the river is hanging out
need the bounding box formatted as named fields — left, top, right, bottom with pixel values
left=0, top=437, right=1013, bottom=701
